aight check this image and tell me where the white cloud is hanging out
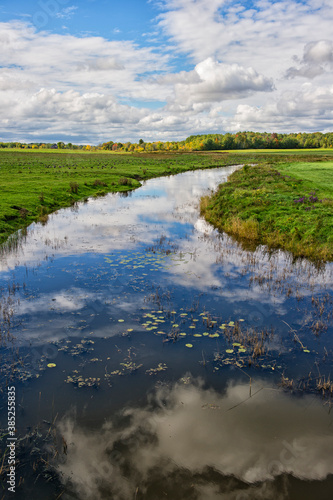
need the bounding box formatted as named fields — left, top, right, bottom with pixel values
left=286, top=40, right=333, bottom=79
left=55, top=5, right=78, bottom=20
left=230, top=83, right=333, bottom=132
left=172, top=58, right=274, bottom=107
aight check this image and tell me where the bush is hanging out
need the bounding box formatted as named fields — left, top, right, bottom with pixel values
left=118, top=177, right=132, bottom=186
left=93, top=179, right=107, bottom=187
left=69, top=182, right=79, bottom=194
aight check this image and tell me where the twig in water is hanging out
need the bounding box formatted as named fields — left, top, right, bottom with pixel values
left=282, top=320, right=306, bottom=350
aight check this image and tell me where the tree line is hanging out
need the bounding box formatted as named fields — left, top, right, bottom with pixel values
left=1, top=131, right=333, bottom=152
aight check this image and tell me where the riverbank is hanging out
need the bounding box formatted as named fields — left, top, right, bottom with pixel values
left=200, top=162, right=333, bottom=262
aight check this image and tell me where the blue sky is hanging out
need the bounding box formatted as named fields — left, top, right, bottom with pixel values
left=0, top=1, right=159, bottom=42
left=0, top=0, right=332, bottom=143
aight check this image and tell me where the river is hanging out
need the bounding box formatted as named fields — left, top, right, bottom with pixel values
left=0, top=166, right=332, bottom=499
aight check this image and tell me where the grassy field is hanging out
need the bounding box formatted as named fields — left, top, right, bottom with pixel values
left=278, top=162, right=333, bottom=198
left=201, top=159, right=333, bottom=261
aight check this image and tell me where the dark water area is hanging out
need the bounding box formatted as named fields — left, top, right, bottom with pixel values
left=0, top=167, right=332, bottom=499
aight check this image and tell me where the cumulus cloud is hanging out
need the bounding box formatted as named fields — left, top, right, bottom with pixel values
left=0, top=21, right=168, bottom=94
left=230, top=83, right=333, bottom=132
left=0, top=87, right=146, bottom=139
left=157, top=0, right=333, bottom=75
left=286, top=40, right=333, bottom=79
left=171, top=58, right=274, bottom=109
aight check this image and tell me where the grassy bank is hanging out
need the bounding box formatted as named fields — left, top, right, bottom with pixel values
left=200, top=162, right=333, bottom=261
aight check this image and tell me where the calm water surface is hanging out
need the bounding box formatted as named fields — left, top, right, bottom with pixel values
left=0, top=167, right=332, bottom=499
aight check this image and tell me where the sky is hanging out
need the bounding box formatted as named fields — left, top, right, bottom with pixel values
left=0, top=0, right=333, bottom=144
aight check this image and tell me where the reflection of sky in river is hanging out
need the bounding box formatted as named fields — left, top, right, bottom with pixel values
left=0, top=168, right=237, bottom=269
left=57, top=379, right=333, bottom=500
left=1, top=166, right=332, bottom=355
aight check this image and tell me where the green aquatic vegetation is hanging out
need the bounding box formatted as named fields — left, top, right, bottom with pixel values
left=201, top=403, right=220, bottom=410
left=65, top=370, right=101, bottom=388
left=119, top=361, right=143, bottom=372
left=145, top=363, right=168, bottom=375
left=107, top=347, right=143, bottom=376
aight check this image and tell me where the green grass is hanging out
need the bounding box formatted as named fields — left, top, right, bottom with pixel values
left=278, top=162, right=333, bottom=198
left=201, top=161, right=333, bottom=262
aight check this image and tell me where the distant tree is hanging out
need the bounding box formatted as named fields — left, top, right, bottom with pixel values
left=221, top=134, right=235, bottom=150
left=102, top=141, right=114, bottom=150
left=203, top=138, right=215, bottom=150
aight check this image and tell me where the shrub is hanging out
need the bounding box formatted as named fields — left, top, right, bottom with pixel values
left=93, top=179, right=107, bottom=187
left=19, top=208, right=29, bottom=219
left=118, top=177, right=132, bottom=186
left=69, top=182, right=79, bottom=194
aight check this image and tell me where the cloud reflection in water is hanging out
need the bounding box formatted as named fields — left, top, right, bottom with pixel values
left=57, top=379, right=333, bottom=500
